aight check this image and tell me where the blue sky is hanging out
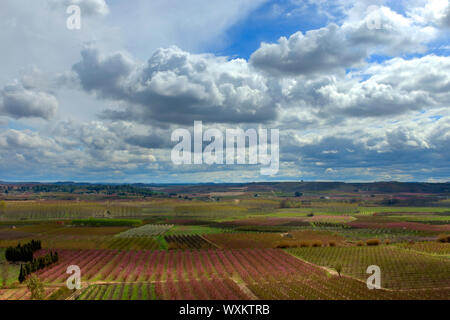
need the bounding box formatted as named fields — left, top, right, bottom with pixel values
left=0, top=0, right=449, bottom=183
left=213, top=0, right=333, bottom=59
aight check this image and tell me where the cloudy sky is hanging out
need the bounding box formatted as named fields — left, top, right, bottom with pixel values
left=0, top=0, right=449, bottom=183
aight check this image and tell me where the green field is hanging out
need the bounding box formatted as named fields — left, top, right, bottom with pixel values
left=287, top=246, right=450, bottom=289
left=0, top=249, right=21, bottom=287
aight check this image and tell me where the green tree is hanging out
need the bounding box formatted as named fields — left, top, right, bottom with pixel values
left=26, top=275, right=44, bottom=300
left=335, top=264, right=342, bottom=277
left=18, top=264, right=25, bottom=283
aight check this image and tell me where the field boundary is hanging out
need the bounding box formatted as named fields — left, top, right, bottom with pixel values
left=66, top=283, right=88, bottom=300
left=199, top=235, right=221, bottom=249
left=229, top=279, right=259, bottom=300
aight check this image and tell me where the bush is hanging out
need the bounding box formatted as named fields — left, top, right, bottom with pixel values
left=307, top=213, right=314, bottom=217
left=384, top=239, right=391, bottom=245
left=299, top=241, right=310, bottom=248
left=312, top=240, right=322, bottom=247
left=328, top=241, right=336, bottom=247
left=356, top=241, right=364, bottom=246
left=437, top=234, right=450, bottom=243
left=167, top=242, right=180, bottom=250
left=276, top=241, right=298, bottom=249
left=26, top=275, right=44, bottom=300
left=366, top=239, right=380, bottom=246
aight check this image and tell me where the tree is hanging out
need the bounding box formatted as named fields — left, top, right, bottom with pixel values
left=294, top=192, right=303, bottom=197
left=18, top=265, right=25, bottom=283
left=26, top=275, right=44, bottom=300
left=335, top=264, right=342, bottom=277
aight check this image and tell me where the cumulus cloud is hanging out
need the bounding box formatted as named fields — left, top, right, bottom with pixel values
left=0, top=82, right=58, bottom=120
left=73, top=46, right=277, bottom=125
left=279, top=113, right=450, bottom=181
left=72, top=48, right=135, bottom=99
left=251, top=6, right=436, bottom=76
left=408, top=0, right=450, bottom=28
left=251, top=23, right=365, bottom=76
left=0, top=119, right=162, bottom=181
left=362, top=55, right=450, bottom=102
left=278, top=55, right=450, bottom=121
left=124, top=133, right=172, bottom=150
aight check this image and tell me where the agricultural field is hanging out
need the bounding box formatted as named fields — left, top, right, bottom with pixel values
left=165, top=235, right=217, bottom=249
left=205, top=230, right=346, bottom=249
left=287, top=246, right=450, bottom=289
left=35, top=248, right=316, bottom=283
left=0, top=201, right=143, bottom=221
left=78, top=279, right=250, bottom=300
left=164, top=225, right=227, bottom=236
left=396, top=242, right=450, bottom=256
left=115, top=224, right=174, bottom=237
left=0, top=183, right=449, bottom=300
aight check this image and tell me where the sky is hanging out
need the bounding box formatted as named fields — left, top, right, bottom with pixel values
left=0, top=0, right=449, bottom=183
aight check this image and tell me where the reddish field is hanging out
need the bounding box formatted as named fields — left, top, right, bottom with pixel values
left=35, top=248, right=322, bottom=284
left=0, top=230, right=34, bottom=240
left=348, top=221, right=450, bottom=232
left=31, top=247, right=450, bottom=300
left=224, top=217, right=308, bottom=226
left=205, top=230, right=345, bottom=249
left=0, top=287, right=59, bottom=300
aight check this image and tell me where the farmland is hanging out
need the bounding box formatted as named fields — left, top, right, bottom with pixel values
left=0, top=181, right=449, bottom=300
left=287, top=246, right=450, bottom=289
left=115, top=224, right=173, bottom=237
left=78, top=279, right=251, bottom=300
left=165, top=235, right=217, bottom=249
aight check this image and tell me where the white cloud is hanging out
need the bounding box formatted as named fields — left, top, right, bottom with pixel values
left=73, top=46, right=276, bottom=125
left=408, top=0, right=450, bottom=28
left=251, top=5, right=437, bottom=76
left=0, top=81, right=58, bottom=120
left=279, top=55, right=450, bottom=120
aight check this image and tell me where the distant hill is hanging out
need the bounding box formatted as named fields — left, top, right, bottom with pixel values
left=0, top=181, right=449, bottom=195
left=157, top=181, right=450, bottom=194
